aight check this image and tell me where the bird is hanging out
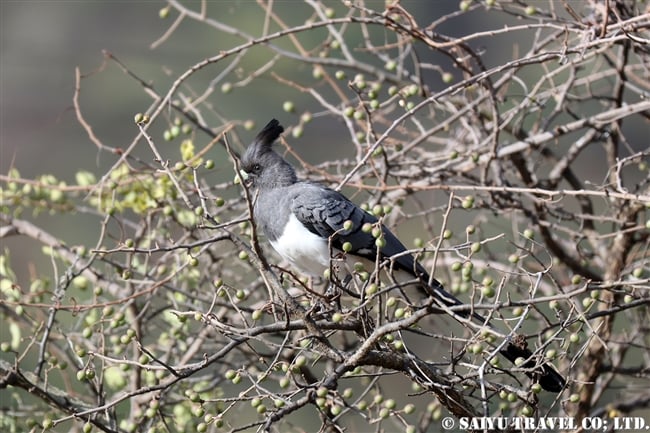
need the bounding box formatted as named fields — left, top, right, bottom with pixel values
left=239, top=118, right=566, bottom=393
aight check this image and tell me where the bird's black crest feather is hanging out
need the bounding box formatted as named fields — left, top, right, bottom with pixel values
left=255, top=119, right=284, bottom=149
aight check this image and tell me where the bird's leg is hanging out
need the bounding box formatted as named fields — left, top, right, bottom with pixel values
left=355, top=304, right=375, bottom=339
left=325, top=259, right=361, bottom=300
left=324, top=281, right=342, bottom=312
left=336, top=273, right=358, bottom=295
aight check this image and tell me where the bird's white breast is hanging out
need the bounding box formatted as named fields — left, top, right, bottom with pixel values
left=270, top=214, right=330, bottom=276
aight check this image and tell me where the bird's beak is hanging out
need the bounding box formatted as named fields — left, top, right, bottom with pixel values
left=236, top=169, right=252, bottom=186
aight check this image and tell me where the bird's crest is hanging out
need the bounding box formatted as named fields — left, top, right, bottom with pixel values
left=254, top=119, right=284, bottom=150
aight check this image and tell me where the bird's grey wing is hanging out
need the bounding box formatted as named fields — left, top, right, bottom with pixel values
left=290, top=184, right=463, bottom=306
left=289, top=185, right=424, bottom=277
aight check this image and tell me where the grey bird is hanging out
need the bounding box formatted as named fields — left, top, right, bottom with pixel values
left=240, top=119, right=566, bottom=393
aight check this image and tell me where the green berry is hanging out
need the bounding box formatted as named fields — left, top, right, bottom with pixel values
left=462, top=195, right=474, bottom=209
left=301, top=112, right=312, bottom=123
left=482, top=286, right=495, bottom=298
left=294, top=355, right=307, bottom=367
left=221, top=83, right=232, bottom=93
left=365, top=283, right=378, bottom=296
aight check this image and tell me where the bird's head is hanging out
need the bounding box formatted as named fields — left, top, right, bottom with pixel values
left=240, top=119, right=297, bottom=190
